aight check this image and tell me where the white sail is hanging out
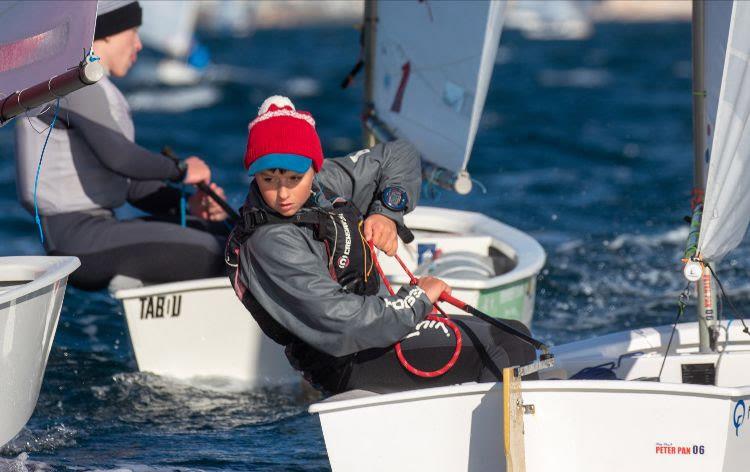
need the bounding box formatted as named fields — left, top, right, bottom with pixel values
left=372, top=0, right=507, bottom=174
left=139, top=1, right=200, bottom=59
left=698, top=1, right=750, bottom=262
left=701, top=0, right=733, bottom=187
left=0, top=0, right=97, bottom=97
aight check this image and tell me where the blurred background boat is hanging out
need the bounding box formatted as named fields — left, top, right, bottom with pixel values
left=505, top=0, right=595, bottom=40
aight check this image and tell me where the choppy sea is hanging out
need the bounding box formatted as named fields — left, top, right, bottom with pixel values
left=1, top=21, right=746, bottom=471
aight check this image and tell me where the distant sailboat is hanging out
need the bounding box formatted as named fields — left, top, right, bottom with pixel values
left=0, top=0, right=95, bottom=447
left=136, top=0, right=208, bottom=86
left=505, top=0, right=594, bottom=41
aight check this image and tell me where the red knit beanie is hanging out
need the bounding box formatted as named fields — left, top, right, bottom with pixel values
left=244, top=96, right=324, bottom=175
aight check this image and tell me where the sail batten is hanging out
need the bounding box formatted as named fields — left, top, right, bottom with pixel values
left=371, top=0, right=508, bottom=177
left=697, top=0, right=750, bottom=262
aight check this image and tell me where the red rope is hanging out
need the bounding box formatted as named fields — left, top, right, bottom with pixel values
left=369, top=241, right=462, bottom=378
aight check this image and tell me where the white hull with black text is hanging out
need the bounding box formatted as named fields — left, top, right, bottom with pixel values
left=0, top=257, right=80, bottom=447
left=114, top=205, right=545, bottom=386
left=311, top=321, right=750, bottom=472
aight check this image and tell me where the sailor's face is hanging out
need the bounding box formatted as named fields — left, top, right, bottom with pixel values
left=96, top=27, right=142, bottom=77
left=256, top=168, right=315, bottom=217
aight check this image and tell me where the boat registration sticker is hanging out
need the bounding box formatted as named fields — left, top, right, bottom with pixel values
left=139, top=295, right=182, bottom=319
left=655, top=443, right=705, bottom=455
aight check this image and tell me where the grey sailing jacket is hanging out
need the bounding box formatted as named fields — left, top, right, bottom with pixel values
left=15, top=76, right=181, bottom=216
left=238, top=139, right=433, bottom=357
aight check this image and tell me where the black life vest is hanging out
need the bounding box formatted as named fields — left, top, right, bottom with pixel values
left=225, top=191, right=380, bottom=391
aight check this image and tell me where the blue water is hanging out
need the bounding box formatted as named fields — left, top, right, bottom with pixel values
left=1, top=22, right=747, bottom=471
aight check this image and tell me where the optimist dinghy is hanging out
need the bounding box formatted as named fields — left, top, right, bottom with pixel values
left=310, top=1, right=750, bottom=471
left=0, top=257, right=80, bottom=447
left=114, top=0, right=546, bottom=387
left=0, top=0, right=100, bottom=447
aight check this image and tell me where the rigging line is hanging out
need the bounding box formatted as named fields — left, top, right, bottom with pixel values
left=24, top=95, right=71, bottom=134
left=33, top=98, right=60, bottom=246
left=706, top=263, right=750, bottom=337
left=656, top=282, right=690, bottom=381
left=179, top=184, right=186, bottom=227
left=470, top=176, right=487, bottom=194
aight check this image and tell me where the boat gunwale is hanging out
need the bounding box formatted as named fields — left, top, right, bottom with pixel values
left=0, top=256, right=79, bottom=305
left=309, top=379, right=750, bottom=414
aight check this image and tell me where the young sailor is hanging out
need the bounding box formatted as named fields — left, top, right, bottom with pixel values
left=228, top=96, right=537, bottom=394
left=15, top=0, right=228, bottom=291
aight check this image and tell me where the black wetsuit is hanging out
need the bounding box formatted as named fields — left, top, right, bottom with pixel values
left=342, top=316, right=535, bottom=394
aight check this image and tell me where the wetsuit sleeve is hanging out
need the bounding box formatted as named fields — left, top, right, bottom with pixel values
left=316, top=139, right=422, bottom=227
left=56, top=83, right=182, bottom=181
left=240, top=225, right=433, bottom=357
left=61, top=110, right=183, bottom=181
left=126, top=180, right=182, bottom=215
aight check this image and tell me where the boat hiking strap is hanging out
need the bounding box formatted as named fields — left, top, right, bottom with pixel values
left=368, top=240, right=463, bottom=378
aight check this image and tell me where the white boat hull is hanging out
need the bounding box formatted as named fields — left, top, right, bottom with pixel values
left=116, top=277, right=300, bottom=388
left=114, top=206, right=546, bottom=386
left=310, top=321, right=750, bottom=471
left=0, top=256, right=79, bottom=447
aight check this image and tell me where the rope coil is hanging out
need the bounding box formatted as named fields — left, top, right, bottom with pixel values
left=368, top=241, right=462, bottom=377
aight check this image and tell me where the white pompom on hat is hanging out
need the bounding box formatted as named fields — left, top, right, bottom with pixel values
left=258, top=95, right=296, bottom=115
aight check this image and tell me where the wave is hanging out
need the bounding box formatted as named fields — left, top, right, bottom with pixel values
left=0, top=426, right=78, bottom=456
left=606, top=226, right=689, bottom=251
left=126, top=86, right=221, bottom=113
left=83, top=372, right=314, bottom=432
left=537, top=68, right=611, bottom=88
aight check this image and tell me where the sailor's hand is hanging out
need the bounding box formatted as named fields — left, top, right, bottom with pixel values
left=417, top=276, right=451, bottom=304
left=364, top=213, right=398, bottom=256
left=189, top=183, right=229, bottom=221
left=183, top=156, right=211, bottom=185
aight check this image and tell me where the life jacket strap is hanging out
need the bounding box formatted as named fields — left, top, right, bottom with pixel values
left=241, top=208, right=323, bottom=231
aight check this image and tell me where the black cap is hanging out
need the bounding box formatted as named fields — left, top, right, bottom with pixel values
left=94, top=1, right=142, bottom=40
